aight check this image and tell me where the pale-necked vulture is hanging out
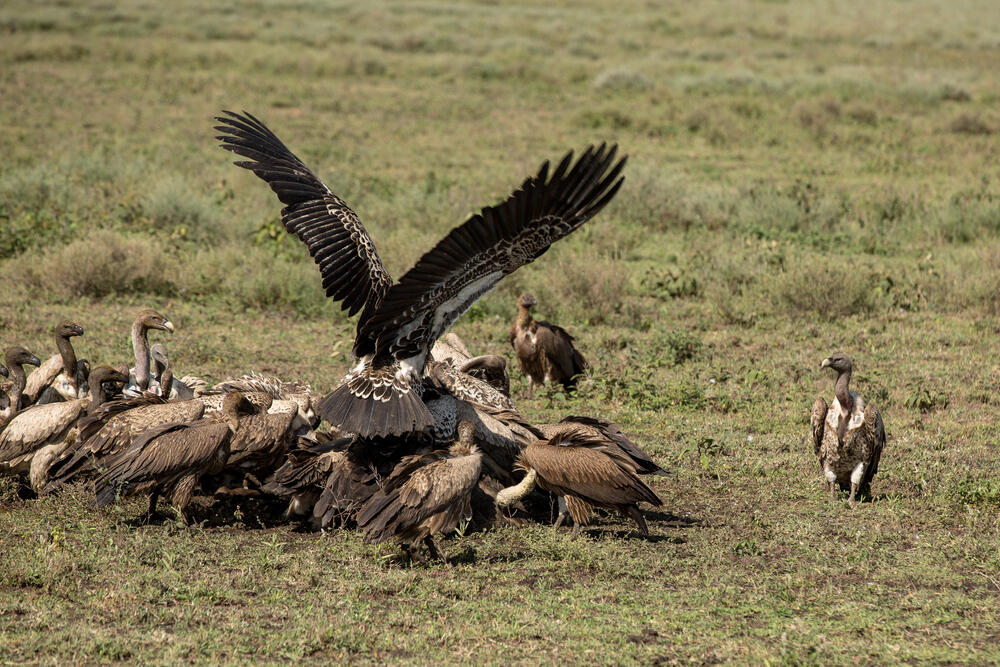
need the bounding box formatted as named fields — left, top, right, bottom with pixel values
left=811, top=353, right=886, bottom=506
left=126, top=309, right=174, bottom=395
left=509, top=293, right=588, bottom=395
left=1, top=347, right=42, bottom=429
left=0, top=367, right=127, bottom=492
left=357, top=420, right=483, bottom=561
left=23, top=320, right=87, bottom=405
left=496, top=427, right=663, bottom=536
left=217, top=110, right=625, bottom=438
left=93, top=391, right=256, bottom=522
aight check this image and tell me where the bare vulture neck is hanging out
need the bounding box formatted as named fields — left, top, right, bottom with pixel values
left=87, top=382, right=108, bottom=413
left=132, top=321, right=151, bottom=390
left=516, top=305, right=534, bottom=330
left=834, top=369, right=853, bottom=413
left=56, top=332, right=78, bottom=379
left=7, top=363, right=28, bottom=412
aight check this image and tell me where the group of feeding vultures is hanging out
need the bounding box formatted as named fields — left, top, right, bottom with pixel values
left=0, top=111, right=885, bottom=561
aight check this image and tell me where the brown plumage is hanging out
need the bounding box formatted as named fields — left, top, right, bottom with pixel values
left=43, top=394, right=205, bottom=493
left=496, top=427, right=662, bottom=537
left=23, top=320, right=86, bottom=405
left=431, top=332, right=511, bottom=396
left=1, top=347, right=42, bottom=429
left=357, top=420, right=483, bottom=561
left=220, top=394, right=300, bottom=476
left=811, top=353, right=886, bottom=506
left=509, top=293, right=588, bottom=395
left=218, top=110, right=625, bottom=437
left=538, top=416, right=668, bottom=477
left=0, top=367, right=126, bottom=492
left=93, top=392, right=256, bottom=522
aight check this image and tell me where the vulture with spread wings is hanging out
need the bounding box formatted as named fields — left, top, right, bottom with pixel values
left=217, top=111, right=626, bottom=438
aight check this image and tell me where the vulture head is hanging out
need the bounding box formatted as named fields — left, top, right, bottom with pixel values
left=89, top=366, right=128, bottom=391
left=5, top=346, right=42, bottom=370
left=135, top=309, right=175, bottom=334
left=820, top=353, right=852, bottom=374
left=221, top=391, right=258, bottom=432
left=150, top=344, right=170, bottom=375
left=57, top=320, right=85, bottom=339
left=450, top=419, right=477, bottom=456
left=0, top=362, right=7, bottom=378
left=517, top=293, right=538, bottom=310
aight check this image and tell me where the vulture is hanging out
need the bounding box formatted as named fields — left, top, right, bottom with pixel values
left=509, top=293, right=588, bottom=395
left=357, top=420, right=483, bottom=561
left=1, top=347, right=42, bottom=429
left=496, top=427, right=663, bottom=536
left=93, top=391, right=256, bottom=522
left=263, top=434, right=360, bottom=525
left=126, top=309, right=175, bottom=395
left=538, top=416, right=668, bottom=477
left=42, top=392, right=205, bottom=493
left=210, top=372, right=317, bottom=428
left=217, top=110, right=625, bottom=438
left=0, top=367, right=127, bottom=492
left=811, top=353, right=886, bottom=506
left=23, top=320, right=88, bottom=405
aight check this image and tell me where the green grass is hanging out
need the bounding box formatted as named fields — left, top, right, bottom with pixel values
left=3, top=0, right=1000, bottom=663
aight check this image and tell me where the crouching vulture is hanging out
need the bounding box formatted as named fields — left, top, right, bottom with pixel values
left=94, top=392, right=256, bottom=523
left=509, top=293, right=588, bottom=395
left=217, top=109, right=624, bottom=438
left=496, top=427, right=663, bottom=536
left=810, top=353, right=886, bottom=506
left=357, top=420, right=483, bottom=561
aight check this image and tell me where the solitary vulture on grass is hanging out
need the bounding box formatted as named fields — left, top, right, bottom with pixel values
left=357, top=420, right=483, bottom=561
left=217, top=110, right=625, bottom=438
left=496, top=427, right=662, bottom=537
left=0, top=367, right=127, bottom=491
left=1, top=347, right=42, bottom=429
left=94, top=391, right=256, bottom=522
left=811, top=353, right=886, bottom=506
left=23, top=320, right=87, bottom=405
left=509, top=293, right=588, bottom=395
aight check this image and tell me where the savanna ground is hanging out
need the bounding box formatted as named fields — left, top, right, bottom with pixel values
left=2, top=0, right=1000, bottom=663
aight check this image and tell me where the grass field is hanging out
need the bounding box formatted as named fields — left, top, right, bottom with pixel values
left=3, top=0, right=1000, bottom=663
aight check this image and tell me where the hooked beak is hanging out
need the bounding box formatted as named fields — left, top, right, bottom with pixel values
left=0, top=365, right=8, bottom=378
left=72, top=325, right=85, bottom=337
left=820, top=358, right=831, bottom=369
left=28, top=355, right=42, bottom=367
left=162, top=320, right=175, bottom=333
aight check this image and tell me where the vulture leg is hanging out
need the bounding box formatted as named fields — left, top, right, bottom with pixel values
left=146, top=492, right=160, bottom=523
left=828, top=479, right=838, bottom=501
left=848, top=462, right=864, bottom=508
left=570, top=520, right=582, bottom=538
left=423, top=536, right=446, bottom=564
left=553, top=496, right=568, bottom=528
left=526, top=376, right=535, bottom=398
left=625, top=504, right=650, bottom=537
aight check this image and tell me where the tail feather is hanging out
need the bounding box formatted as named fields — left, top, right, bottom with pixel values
left=317, top=365, right=434, bottom=438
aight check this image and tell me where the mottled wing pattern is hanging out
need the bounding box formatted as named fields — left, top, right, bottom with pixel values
left=216, top=111, right=391, bottom=318
left=0, top=400, right=84, bottom=464
left=356, top=144, right=626, bottom=361
left=810, top=397, right=828, bottom=459
left=226, top=411, right=295, bottom=469
left=425, top=360, right=514, bottom=412
left=22, top=354, right=62, bottom=405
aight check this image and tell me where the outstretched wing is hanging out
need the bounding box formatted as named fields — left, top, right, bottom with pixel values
left=215, top=110, right=391, bottom=318
left=355, top=144, right=626, bottom=360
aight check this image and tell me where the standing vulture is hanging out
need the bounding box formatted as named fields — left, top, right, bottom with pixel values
left=811, top=353, right=886, bottom=506
left=126, top=309, right=174, bottom=395
left=496, top=427, right=662, bottom=536
left=93, top=392, right=256, bottom=522
left=217, top=110, right=625, bottom=438
left=1, top=347, right=42, bottom=430
left=0, top=367, right=127, bottom=491
left=509, top=293, right=588, bottom=395
left=23, top=320, right=87, bottom=405
left=357, top=420, right=483, bottom=561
